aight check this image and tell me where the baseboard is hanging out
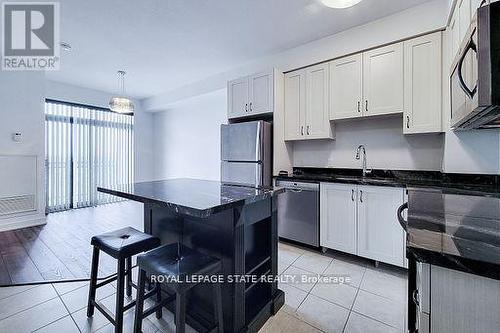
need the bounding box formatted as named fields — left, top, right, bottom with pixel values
left=0, top=215, right=46, bottom=232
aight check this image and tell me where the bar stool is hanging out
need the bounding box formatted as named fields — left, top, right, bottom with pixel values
left=87, top=227, right=160, bottom=333
left=133, top=243, right=224, bottom=333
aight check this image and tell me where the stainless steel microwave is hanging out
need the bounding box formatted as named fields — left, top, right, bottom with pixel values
left=450, top=1, right=500, bottom=130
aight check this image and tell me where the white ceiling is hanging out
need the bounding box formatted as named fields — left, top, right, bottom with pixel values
left=47, top=0, right=434, bottom=99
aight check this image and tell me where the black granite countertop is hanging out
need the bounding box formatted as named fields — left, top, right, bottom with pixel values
left=405, top=187, right=500, bottom=280
left=98, top=178, right=283, bottom=218
left=276, top=167, right=499, bottom=196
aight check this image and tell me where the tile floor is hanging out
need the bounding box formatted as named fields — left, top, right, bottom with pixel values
left=0, top=241, right=407, bottom=333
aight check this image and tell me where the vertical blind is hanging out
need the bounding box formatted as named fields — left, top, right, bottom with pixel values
left=45, top=100, right=134, bottom=212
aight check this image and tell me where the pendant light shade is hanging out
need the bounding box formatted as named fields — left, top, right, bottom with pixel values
left=321, top=0, right=363, bottom=9
left=109, top=71, right=134, bottom=114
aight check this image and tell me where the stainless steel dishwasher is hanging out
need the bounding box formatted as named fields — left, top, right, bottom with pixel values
left=276, top=180, right=319, bottom=247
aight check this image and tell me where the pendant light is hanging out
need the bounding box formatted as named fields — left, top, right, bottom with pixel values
left=321, top=0, right=363, bottom=9
left=109, top=70, right=135, bottom=114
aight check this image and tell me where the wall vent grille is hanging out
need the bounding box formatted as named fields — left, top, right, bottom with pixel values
left=0, top=195, right=36, bottom=216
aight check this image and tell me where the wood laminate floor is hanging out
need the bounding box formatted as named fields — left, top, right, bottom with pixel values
left=0, top=201, right=144, bottom=286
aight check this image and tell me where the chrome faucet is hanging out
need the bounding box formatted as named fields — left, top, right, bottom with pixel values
left=355, top=145, right=372, bottom=177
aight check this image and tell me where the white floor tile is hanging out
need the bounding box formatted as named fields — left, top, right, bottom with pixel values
left=344, top=312, right=401, bottom=333
left=259, top=310, right=322, bottom=333
left=310, top=281, right=358, bottom=309
left=352, top=290, right=405, bottom=330
left=0, top=284, right=58, bottom=321
left=0, top=284, right=37, bottom=300
left=360, top=268, right=407, bottom=303
left=296, top=294, right=350, bottom=333
left=53, top=280, right=89, bottom=296
left=0, top=297, right=68, bottom=333
left=278, top=245, right=303, bottom=267
left=323, top=259, right=367, bottom=288
left=279, top=283, right=308, bottom=313
left=34, top=315, right=80, bottom=333
left=282, top=266, right=318, bottom=293
left=71, top=305, right=111, bottom=333
left=61, top=282, right=115, bottom=313
left=293, top=252, right=333, bottom=275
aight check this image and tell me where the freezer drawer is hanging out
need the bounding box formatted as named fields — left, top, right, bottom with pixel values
left=221, top=161, right=269, bottom=187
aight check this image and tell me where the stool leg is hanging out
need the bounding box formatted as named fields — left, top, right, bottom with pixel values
left=87, top=246, right=99, bottom=317
left=126, top=256, right=132, bottom=297
left=213, top=282, right=224, bottom=333
left=133, top=269, right=147, bottom=333
left=115, top=258, right=125, bottom=333
left=175, top=292, right=186, bottom=333
left=155, top=282, right=162, bottom=319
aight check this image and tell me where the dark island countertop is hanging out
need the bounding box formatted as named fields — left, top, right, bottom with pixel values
left=406, top=186, right=500, bottom=280
left=98, top=178, right=284, bottom=218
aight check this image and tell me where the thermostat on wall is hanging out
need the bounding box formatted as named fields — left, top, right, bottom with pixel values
left=12, top=132, right=22, bottom=143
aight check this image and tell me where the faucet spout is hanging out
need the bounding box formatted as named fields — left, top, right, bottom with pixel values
left=355, top=145, right=371, bottom=177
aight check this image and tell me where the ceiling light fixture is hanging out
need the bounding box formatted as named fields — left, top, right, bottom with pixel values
left=109, top=71, right=135, bottom=114
left=320, top=0, right=363, bottom=9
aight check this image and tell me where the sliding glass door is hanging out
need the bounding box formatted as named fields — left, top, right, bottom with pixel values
left=45, top=100, right=134, bottom=212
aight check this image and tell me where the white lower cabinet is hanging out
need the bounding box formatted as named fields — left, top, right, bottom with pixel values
left=320, top=183, right=357, bottom=254
left=320, top=183, right=406, bottom=268
left=357, top=185, right=406, bottom=267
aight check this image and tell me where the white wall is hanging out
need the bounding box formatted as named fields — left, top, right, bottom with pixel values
left=45, top=80, right=155, bottom=181
left=152, top=89, right=226, bottom=181
left=293, top=117, right=444, bottom=171
left=0, top=72, right=46, bottom=231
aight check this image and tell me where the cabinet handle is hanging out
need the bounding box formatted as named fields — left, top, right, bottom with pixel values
left=301, top=126, right=304, bottom=136
left=412, top=290, right=420, bottom=307
left=357, top=101, right=361, bottom=113
left=359, top=190, right=363, bottom=203
left=245, top=103, right=248, bottom=112
left=351, top=189, right=355, bottom=201
left=406, top=115, right=410, bottom=129
left=365, top=100, right=368, bottom=112
left=306, top=125, right=310, bottom=135
left=249, top=102, right=253, bottom=112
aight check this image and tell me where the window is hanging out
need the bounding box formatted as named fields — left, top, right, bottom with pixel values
left=45, top=100, right=134, bottom=212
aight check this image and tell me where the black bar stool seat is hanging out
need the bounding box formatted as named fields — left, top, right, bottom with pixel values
left=134, top=243, right=224, bottom=333
left=91, top=227, right=160, bottom=259
left=87, top=227, right=160, bottom=333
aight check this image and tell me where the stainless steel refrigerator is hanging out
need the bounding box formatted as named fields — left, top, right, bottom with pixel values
left=221, top=121, right=272, bottom=187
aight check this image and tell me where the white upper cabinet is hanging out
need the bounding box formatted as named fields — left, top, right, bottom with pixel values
left=228, top=77, right=249, bottom=119
left=227, top=70, right=274, bottom=119
left=458, top=0, right=471, bottom=42
left=284, top=66, right=333, bottom=141
left=249, top=72, right=274, bottom=115
left=284, top=69, right=306, bottom=140
left=362, top=42, right=404, bottom=117
left=305, top=63, right=332, bottom=139
left=357, top=185, right=406, bottom=267
left=320, top=183, right=357, bottom=255
left=404, top=32, right=443, bottom=134
left=329, top=54, right=363, bottom=120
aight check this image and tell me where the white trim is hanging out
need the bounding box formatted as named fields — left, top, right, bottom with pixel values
left=0, top=215, right=46, bottom=232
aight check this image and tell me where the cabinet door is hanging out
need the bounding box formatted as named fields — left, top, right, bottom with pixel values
left=450, top=10, right=461, bottom=58
left=329, top=54, right=363, bottom=120
left=227, top=77, right=248, bottom=119
left=357, top=185, right=406, bottom=267
left=404, top=32, right=443, bottom=134
left=284, top=70, right=306, bottom=140
left=320, top=183, right=357, bottom=254
left=362, top=43, right=404, bottom=116
left=249, top=71, right=273, bottom=115
left=305, top=63, right=333, bottom=139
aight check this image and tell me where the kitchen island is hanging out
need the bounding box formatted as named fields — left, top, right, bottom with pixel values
left=98, top=178, right=284, bottom=333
